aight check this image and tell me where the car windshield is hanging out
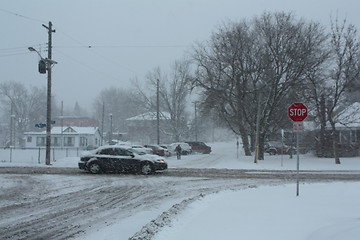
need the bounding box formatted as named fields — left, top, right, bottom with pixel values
left=129, top=149, right=144, bottom=155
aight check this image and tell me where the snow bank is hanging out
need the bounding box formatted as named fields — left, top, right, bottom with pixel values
left=151, top=182, right=360, bottom=240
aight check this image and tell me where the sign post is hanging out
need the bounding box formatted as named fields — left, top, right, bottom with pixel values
left=288, top=102, right=308, bottom=196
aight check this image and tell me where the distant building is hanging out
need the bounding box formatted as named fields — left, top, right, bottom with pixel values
left=332, top=102, right=360, bottom=147
left=315, top=102, right=360, bottom=157
left=126, top=112, right=171, bottom=144
left=24, top=126, right=101, bottom=149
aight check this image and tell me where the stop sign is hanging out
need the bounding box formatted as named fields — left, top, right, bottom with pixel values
left=288, top=102, right=308, bottom=122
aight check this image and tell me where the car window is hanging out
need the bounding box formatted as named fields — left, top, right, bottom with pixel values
left=112, top=148, right=123, bottom=156
left=124, top=149, right=134, bottom=156
left=99, top=148, right=114, bottom=155
left=113, top=148, right=133, bottom=156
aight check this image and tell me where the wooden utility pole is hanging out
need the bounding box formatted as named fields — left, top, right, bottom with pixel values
left=156, top=78, right=160, bottom=144
left=43, top=21, right=55, bottom=165
left=254, top=93, right=261, bottom=163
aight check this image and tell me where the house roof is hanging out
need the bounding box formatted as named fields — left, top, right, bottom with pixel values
left=126, top=112, right=171, bottom=121
left=25, top=126, right=99, bottom=135
left=334, top=102, right=360, bottom=129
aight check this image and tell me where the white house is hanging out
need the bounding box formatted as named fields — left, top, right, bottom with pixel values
left=24, top=126, right=102, bottom=149
left=333, top=102, right=360, bottom=145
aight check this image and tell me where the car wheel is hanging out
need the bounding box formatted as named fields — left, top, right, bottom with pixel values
left=269, top=149, right=277, bottom=155
left=140, top=162, right=153, bottom=175
left=88, top=162, right=101, bottom=174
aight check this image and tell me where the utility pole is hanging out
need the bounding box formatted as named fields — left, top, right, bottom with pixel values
left=43, top=21, right=55, bottom=165
left=61, top=101, right=64, bottom=149
left=29, top=21, right=56, bottom=165
left=101, top=103, right=105, bottom=146
left=156, top=78, right=160, bottom=145
left=10, top=102, right=15, bottom=147
left=254, top=93, right=261, bottom=163
left=194, top=101, right=198, bottom=141
left=109, top=113, right=113, bottom=144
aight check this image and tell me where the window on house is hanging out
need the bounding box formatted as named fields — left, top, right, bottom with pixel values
left=53, top=137, right=60, bottom=147
left=339, top=131, right=350, bottom=144
left=80, top=137, right=87, bottom=147
left=36, top=137, right=46, bottom=146
left=27, top=136, right=32, bottom=143
left=64, top=137, right=75, bottom=147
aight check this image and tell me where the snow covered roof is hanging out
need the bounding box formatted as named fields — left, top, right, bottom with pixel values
left=334, top=102, right=360, bottom=129
left=126, top=112, right=171, bottom=121
left=25, top=126, right=99, bottom=135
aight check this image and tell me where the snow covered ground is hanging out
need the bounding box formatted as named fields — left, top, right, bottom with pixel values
left=1, top=141, right=359, bottom=240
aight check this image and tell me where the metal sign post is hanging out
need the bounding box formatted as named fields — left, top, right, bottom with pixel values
left=295, top=126, right=300, bottom=196
left=288, top=103, right=308, bottom=196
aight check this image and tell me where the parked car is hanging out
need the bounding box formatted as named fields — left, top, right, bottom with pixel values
left=131, top=145, right=153, bottom=154
left=264, top=141, right=296, bottom=155
left=143, top=144, right=166, bottom=156
left=78, top=145, right=167, bottom=175
left=168, top=142, right=192, bottom=155
left=160, top=145, right=172, bottom=157
left=185, top=141, right=212, bottom=154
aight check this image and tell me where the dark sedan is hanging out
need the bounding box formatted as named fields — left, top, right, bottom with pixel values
left=78, top=146, right=168, bottom=175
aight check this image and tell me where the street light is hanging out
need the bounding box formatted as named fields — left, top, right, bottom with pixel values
left=28, top=47, right=58, bottom=65
left=28, top=46, right=57, bottom=165
left=109, top=113, right=113, bottom=144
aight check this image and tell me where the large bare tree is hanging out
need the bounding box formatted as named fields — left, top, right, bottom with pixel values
left=193, top=12, right=329, bottom=159
left=325, top=18, right=360, bottom=164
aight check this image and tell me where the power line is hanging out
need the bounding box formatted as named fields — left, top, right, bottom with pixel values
left=0, top=52, right=29, bottom=58
left=0, top=44, right=47, bottom=58
left=55, top=48, right=136, bottom=80
left=54, top=26, right=137, bottom=74
left=0, top=44, right=47, bottom=52
left=0, top=8, right=46, bottom=23
left=54, top=44, right=190, bottom=49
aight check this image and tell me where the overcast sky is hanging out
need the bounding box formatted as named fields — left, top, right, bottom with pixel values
left=1, top=0, right=359, bottom=111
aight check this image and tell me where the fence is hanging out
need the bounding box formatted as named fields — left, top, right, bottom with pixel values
left=0, top=147, right=86, bottom=165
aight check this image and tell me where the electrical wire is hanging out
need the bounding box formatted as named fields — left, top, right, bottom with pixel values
left=55, top=26, right=137, bottom=74
left=54, top=44, right=190, bottom=49
left=0, top=8, right=46, bottom=23
left=55, top=48, right=135, bottom=82
left=0, top=44, right=47, bottom=58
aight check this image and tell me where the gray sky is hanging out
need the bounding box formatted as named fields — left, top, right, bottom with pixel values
left=1, top=0, right=359, bottom=110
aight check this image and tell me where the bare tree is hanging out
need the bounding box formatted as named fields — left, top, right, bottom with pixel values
left=136, top=60, right=192, bottom=142
left=0, top=81, right=46, bottom=146
left=93, top=87, right=143, bottom=141
left=325, top=18, right=360, bottom=164
left=193, top=12, right=328, bottom=159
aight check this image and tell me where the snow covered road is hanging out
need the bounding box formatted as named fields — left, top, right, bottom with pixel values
left=1, top=141, right=359, bottom=239
left=0, top=171, right=282, bottom=240
left=1, top=168, right=359, bottom=240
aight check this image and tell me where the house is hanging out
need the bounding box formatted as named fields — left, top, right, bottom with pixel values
left=333, top=102, right=360, bottom=146
left=126, top=112, right=172, bottom=143
left=315, top=102, right=360, bottom=157
left=24, top=126, right=102, bottom=149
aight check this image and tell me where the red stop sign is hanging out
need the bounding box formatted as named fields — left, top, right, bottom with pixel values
left=288, top=102, right=308, bottom=122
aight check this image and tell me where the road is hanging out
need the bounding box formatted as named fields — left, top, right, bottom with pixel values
left=0, top=166, right=359, bottom=240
